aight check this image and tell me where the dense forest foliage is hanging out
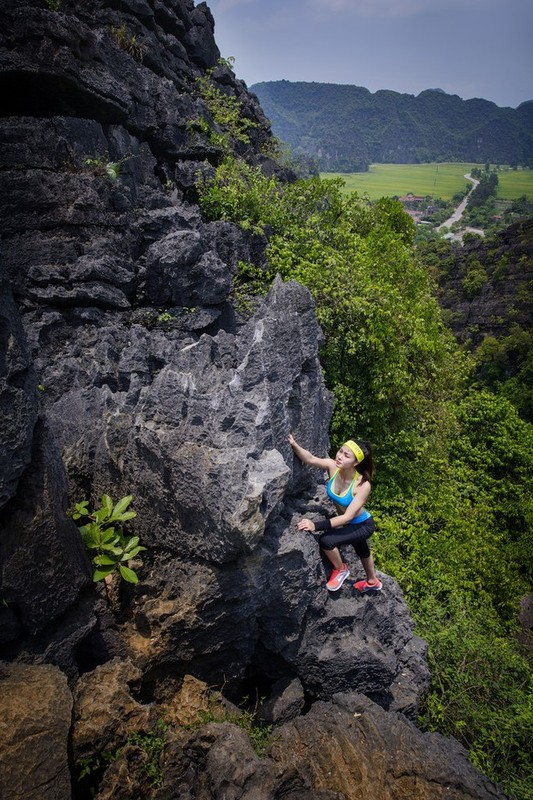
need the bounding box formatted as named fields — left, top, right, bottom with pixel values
left=194, top=71, right=533, bottom=800
left=250, top=81, right=533, bottom=172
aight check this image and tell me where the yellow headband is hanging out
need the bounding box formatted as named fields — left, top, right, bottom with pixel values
left=344, top=440, right=365, bottom=463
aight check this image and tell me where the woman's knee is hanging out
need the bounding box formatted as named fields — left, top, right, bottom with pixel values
left=354, top=540, right=371, bottom=559
left=318, top=533, right=337, bottom=551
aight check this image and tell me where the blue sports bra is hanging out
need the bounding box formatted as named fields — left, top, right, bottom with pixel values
left=326, top=470, right=371, bottom=523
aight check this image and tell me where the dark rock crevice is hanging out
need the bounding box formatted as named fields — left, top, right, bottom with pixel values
left=0, top=71, right=130, bottom=124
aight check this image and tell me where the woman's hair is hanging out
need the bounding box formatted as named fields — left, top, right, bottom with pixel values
left=354, top=439, right=375, bottom=482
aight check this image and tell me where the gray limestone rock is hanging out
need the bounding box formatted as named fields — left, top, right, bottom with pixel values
left=252, top=505, right=430, bottom=718
left=93, top=682, right=509, bottom=800
left=32, top=278, right=329, bottom=569
left=268, top=695, right=510, bottom=800
left=150, top=722, right=317, bottom=800
left=2, top=593, right=109, bottom=683
left=144, top=228, right=234, bottom=306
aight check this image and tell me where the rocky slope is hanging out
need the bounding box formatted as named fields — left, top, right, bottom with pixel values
left=0, top=2, right=510, bottom=798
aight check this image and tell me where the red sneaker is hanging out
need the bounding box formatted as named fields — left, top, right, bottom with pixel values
left=326, top=564, right=350, bottom=591
left=354, top=578, right=382, bottom=593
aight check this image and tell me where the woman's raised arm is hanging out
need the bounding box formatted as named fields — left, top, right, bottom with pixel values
left=288, top=433, right=334, bottom=471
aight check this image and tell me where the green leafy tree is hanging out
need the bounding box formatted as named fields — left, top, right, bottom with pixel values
left=462, top=258, right=487, bottom=299
left=468, top=170, right=499, bottom=209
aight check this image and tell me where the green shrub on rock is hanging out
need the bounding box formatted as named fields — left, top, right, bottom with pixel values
left=71, top=494, right=145, bottom=584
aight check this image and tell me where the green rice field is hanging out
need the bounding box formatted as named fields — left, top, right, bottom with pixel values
left=321, top=163, right=533, bottom=202
left=496, top=168, right=533, bottom=200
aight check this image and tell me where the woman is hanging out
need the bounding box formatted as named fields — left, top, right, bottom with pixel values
left=288, top=433, right=381, bottom=593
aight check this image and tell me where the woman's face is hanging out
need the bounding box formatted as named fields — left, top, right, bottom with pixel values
left=335, top=445, right=357, bottom=469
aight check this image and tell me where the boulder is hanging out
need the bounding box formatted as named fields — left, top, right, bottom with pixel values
left=151, top=722, right=316, bottom=800
left=71, top=657, right=157, bottom=763
left=251, top=499, right=430, bottom=718
left=257, top=677, right=306, bottom=725
left=0, top=662, right=73, bottom=800
left=93, top=689, right=510, bottom=800
left=270, top=694, right=510, bottom=800
left=160, top=673, right=216, bottom=728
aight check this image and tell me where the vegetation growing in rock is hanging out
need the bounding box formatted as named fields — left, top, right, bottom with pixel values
left=127, top=720, right=169, bottom=787
left=71, top=494, right=145, bottom=584
left=109, top=23, right=145, bottom=62
left=193, top=59, right=258, bottom=153
left=195, top=88, right=533, bottom=797
left=78, top=749, right=121, bottom=783
left=77, top=719, right=169, bottom=793
left=188, top=703, right=273, bottom=757
left=84, top=153, right=131, bottom=180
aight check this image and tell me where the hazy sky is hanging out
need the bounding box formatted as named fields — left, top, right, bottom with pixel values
left=208, top=0, right=532, bottom=109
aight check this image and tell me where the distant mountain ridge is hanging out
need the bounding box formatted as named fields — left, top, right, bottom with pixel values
left=250, top=80, right=533, bottom=171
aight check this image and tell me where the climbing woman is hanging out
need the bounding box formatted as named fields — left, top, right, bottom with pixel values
left=288, top=433, right=381, bottom=593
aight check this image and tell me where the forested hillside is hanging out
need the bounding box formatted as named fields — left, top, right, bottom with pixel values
left=251, top=81, right=533, bottom=171
left=419, top=219, right=533, bottom=421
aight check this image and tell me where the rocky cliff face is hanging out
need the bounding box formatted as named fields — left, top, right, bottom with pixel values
left=0, top=2, right=510, bottom=798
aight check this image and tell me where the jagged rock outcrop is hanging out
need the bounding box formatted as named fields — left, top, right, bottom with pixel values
left=257, top=677, right=305, bottom=724
left=0, top=0, right=277, bottom=653
left=0, top=420, right=90, bottom=641
left=71, top=657, right=157, bottom=764
left=0, top=2, right=511, bottom=799
left=0, top=265, right=90, bottom=645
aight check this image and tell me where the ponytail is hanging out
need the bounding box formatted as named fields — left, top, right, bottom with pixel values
left=355, top=439, right=375, bottom=483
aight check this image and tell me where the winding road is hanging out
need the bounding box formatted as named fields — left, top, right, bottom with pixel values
left=437, top=172, right=481, bottom=232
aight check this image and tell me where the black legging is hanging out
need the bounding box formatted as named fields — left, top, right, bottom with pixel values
left=318, top=517, right=375, bottom=560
